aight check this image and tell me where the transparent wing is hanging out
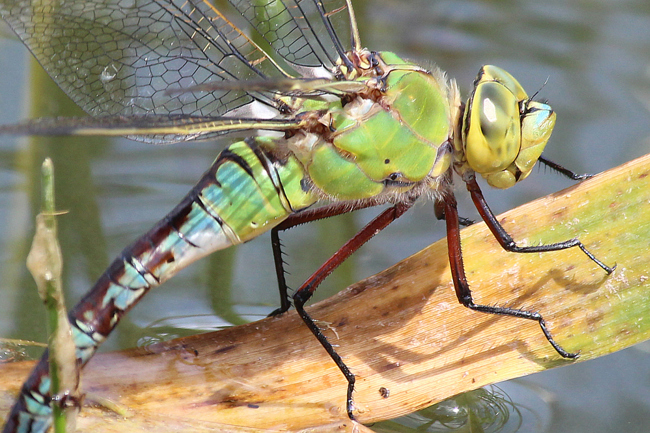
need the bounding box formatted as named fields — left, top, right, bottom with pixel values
left=0, top=114, right=306, bottom=143
left=228, top=0, right=352, bottom=74
left=0, top=0, right=346, bottom=122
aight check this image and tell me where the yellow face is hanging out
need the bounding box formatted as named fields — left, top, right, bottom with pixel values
left=463, top=65, right=556, bottom=189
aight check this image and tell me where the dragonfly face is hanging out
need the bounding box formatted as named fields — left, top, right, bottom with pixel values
left=462, top=65, right=557, bottom=189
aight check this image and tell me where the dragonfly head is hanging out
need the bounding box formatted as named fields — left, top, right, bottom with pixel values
left=462, top=65, right=556, bottom=189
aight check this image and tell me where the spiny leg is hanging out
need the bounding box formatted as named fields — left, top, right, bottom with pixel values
left=538, top=155, right=592, bottom=181
left=465, top=173, right=615, bottom=274
left=269, top=200, right=383, bottom=316
left=292, top=201, right=413, bottom=419
left=441, top=189, right=580, bottom=358
left=270, top=229, right=292, bottom=315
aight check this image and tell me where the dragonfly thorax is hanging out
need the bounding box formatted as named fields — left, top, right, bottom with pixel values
left=291, top=52, right=458, bottom=202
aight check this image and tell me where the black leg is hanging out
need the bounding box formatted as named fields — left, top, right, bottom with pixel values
left=538, top=156, right=592, bottom=181
left=465, top=173, right=615, bottom=274
left=268, top=200, right=383, bottom=316
left=270, top=229, right=291, bottom=315
left=441, top=188, right=580, bottom=358
left=292, top=202, right=413, bottom=419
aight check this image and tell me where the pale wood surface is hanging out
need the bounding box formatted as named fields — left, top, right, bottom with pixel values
left=2, top=154, right=650, bottom=432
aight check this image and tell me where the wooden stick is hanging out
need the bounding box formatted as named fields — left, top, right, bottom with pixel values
left=2, top=154, right=650, bottom=432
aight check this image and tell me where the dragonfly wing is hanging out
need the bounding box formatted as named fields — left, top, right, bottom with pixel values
left=0, top=0, right=328, bottom=121
left=229, top=0, right=352, bottom=75
left=0, top=114, right=305, bottom=143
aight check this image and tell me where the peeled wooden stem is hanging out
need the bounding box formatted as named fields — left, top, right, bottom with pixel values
left=2, top=154, right=650, bottom=432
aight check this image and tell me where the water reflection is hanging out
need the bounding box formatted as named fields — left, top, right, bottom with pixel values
left=375, top=386, right=524, bottom=433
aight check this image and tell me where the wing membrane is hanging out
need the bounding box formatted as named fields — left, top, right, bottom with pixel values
left=0, top=0, right=343, bottom=121
left=0, top=114, right=305, bottom=143
left=167, top=77, right=367, bottom=96
left=228, top=0, right=352, bottom=73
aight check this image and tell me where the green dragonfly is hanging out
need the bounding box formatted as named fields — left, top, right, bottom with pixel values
left=0, top=0, right=614, bottom=431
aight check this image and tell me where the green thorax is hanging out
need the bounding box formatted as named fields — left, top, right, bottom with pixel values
left=286, top=51, right=455, bottom=201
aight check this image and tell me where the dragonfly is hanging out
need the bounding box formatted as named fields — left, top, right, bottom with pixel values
left=0, top=0, right=615, bottom=431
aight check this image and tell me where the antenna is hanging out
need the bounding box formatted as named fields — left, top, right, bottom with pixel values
left=529, top=76, right=550, bottom=102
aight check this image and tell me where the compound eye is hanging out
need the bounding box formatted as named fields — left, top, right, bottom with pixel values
left=462, top=65, right=556, bottom=189
left=464, top=79, right=521, bottom=175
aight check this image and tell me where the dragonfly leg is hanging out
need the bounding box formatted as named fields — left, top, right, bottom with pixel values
left=538, top=156, right=592, bottom=181
left=434, top=197, right=475, bottom=227
left=269, top=200, right=383, bottom=316
left=292, top=201, right=413, bottom=419
left=465, top=173, right=615, bottom=274
left=270, top=228, right=292, bottom=315
left=441, top=189, right=580, bottom=359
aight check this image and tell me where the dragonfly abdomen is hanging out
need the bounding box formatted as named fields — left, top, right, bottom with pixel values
left=76, top=136, right=318, bottom=358
left=3, top=136, right=318, bottom=433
